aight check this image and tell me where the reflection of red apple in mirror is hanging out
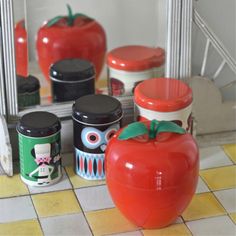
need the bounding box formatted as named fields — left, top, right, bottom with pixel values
left=15, top=19, right=28, bottom=77
left=105, top=120, right=199, bottom=229
left=36, top=5, right=106, bottom=81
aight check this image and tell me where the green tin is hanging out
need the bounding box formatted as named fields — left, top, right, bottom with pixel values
left=17, top=112, right=62, bottom=186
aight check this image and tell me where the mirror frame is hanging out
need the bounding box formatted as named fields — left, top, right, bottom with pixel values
left=0, top=0, right=192, bottom=123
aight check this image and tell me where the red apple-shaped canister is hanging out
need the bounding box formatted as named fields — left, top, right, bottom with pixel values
left=15, top=19, right=28, bottom=77
left=36, top=4, right=106, bottom=81
left=105, top=120, right=199, bottom=229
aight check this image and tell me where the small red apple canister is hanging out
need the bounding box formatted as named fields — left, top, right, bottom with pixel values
left=134, top=78, right=193, bottom=132
left=107, top=45, right=165, bottom=96
left=106, top=120, right=199, bottom=229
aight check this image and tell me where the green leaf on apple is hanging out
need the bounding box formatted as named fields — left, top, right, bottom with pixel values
left=118, top=120, right=186, bottom=141
left=156, top=121, right=186, bottom=135
left=47, top=16, right=64, bottom=27
left=46, top=4, right=92, bottom=27
left=118, top=122, right=148, bottom=140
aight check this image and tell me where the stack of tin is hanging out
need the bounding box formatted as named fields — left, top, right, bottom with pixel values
left=16, top=44, right=195, bottom=187
left=106, top=45, right=165, bottom=125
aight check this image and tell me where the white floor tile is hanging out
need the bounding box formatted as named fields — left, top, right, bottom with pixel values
left=40, top=213, right=92, bottom=236
left=196, top=177, right=210, bottom=193
left=75, top=185, right=115, bottom=212
left=214, top=188, right=236, bottom=213
left=28, top=168, right=72, bottom=194
left=0, top=196, right=37, bottom=223
left=199, top=146, right=233, bottom=170
left=186, top=215, right=236, bottom=236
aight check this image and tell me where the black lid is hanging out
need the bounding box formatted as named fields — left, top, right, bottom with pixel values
left=17, top=75, right=40, bottom=93
left=72, top=94, right=123, bottom=125
left=17, top=111, right=61, bottom=137
left=50, top=58, right=95, bottom=82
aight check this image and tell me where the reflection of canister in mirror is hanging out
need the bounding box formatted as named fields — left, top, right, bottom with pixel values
left=134, top=78, right=193, bottom=133
left=50, top=58, right=95, bottom=102
left=107, top=45, right=165, bottom=97
left=72, top=94, right=123, bottom=180
left=16, top=112, right=62, bottom=187
left=17, top=75, right=40, bottom=109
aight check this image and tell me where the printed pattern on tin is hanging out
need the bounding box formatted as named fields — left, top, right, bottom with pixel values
left=75, top=148, right=105, bottom=180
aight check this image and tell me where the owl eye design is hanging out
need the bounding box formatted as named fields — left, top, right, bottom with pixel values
left=81, top=127, right=103, bottom=149
left=105, top=128, right=117, bottom=142
left=105, top=124, right=120, bottom=142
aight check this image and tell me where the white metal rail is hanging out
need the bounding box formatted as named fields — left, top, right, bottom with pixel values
left=193, top=9, right=236, bottom=88
left=0, top=25, right=6, bottom=116
left=165, top=0, right=193, bottom=80
left=0, top=0, right=18, bottom=116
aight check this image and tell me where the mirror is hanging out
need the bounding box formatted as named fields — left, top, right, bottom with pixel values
left=12, top=0, right=166, bottom=111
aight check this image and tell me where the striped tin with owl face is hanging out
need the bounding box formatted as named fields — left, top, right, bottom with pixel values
left=72, top=94, right=123, bottom=180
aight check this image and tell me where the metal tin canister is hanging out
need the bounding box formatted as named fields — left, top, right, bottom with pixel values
left=72, top=94, right=123, bottom=180
left=16, top=111, right=62, bottom=186
left=50, top=58, right=95, bottom=102
left=107, top=45, right=165, bottom=96
left=17, top=75, right=40, bottom=108
left=134, top=78, right=193, bottom=133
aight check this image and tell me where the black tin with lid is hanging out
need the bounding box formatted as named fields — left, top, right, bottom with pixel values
left=50, top=58, right=95, bottom=102
left=17, top=111, right=62, bottom=187
left=17, top=75, right=40, bottom=108
left=72, top=94, right=123, bottom=180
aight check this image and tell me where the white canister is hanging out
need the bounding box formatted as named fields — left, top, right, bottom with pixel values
left=134, top=78, right=193, bottom=133
left=107, top=45, right=165, bottom=96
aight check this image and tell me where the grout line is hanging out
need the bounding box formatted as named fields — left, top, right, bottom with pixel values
left=64, top=164, right=96, bottom=236
left=28, top=190, right=45, bottom=235
left=227, top=213, right=236, bottom=225
left=198, top=174, right=212, bottom=192
left=183, top=221, right=194, bottom=236
left=183, top=213, right=228, bottom=223
left=71, top=188, right=95, bottom=236
left=220, top=145, right=236, bottom=165
left=103, top=229, right=143, bottom=236
left=212, top=190, right=235, bottom=215
left=199, top=162, right=235, bottom=172
left=199, top=163, right=234, bottom=172
left=64, top=165, right=106, bottom=190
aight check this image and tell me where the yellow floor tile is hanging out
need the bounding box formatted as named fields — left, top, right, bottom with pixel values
left=65, top=166, right=105, bottom=188
left=31, top=190, right=81, bottom=217
left=200, top=166, right=236, bottom=191
left=229, top=212, right=236, bottom=224
left=223, top=144, right=236, bottom=163
left=0, top=219, right=43, bottom=236
left=85, top=208, right=139, bottom=236
left=182, top=192, right=226, bottom=221
left=142, top=223, right=192, bottom=236
left=0, top=174, right=29, bottom=198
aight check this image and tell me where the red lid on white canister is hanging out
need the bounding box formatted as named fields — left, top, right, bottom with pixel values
left=134, top=78, right=193, bottom=112
left=107, top=45, right=165, bottom=71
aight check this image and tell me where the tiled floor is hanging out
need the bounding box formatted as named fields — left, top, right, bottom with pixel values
left=0, top=144, right=236, bottom=236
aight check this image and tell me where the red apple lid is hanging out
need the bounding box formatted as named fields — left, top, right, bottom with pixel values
left=134, top=78, right=193, bottom=112
left=107, top=45, right=165, bottom=71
